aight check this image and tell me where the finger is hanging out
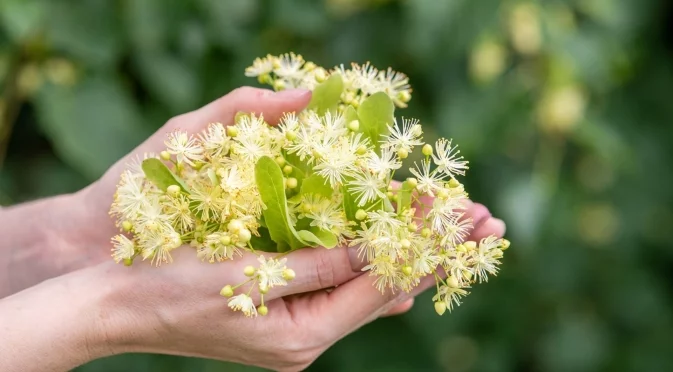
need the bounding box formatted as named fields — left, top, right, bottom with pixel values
left=468, top=217, right=506, bottom=241
left=142, top=87, right=312, bottom=155
left=268, top=245, right=364, bottom=300
left=312, top=268, right=440, bottom=339
left=380, top=298, right=414, bottom=317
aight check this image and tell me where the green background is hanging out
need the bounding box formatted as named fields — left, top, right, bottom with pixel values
left=2, top=0, right=673, bottom=371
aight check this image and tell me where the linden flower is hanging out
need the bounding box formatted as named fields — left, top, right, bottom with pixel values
left=111, top=234, right=135, bottom=263
left=165, top=131, right=204, bottom=166
left=109, top=53, right=511, bottom=318
left=228, top=294, right=257, bottom=317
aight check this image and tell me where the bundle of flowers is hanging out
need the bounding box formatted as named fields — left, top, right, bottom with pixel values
left=109, top=53, right=510, bottom=317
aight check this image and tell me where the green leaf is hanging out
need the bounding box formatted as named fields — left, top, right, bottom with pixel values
left=250, top=227, right=279, bottom=253
left=255, top=156, right=307, bottom=250
left=307, top=73, right=343, bottom=114
left=358, top=92, right=395, bottom=152
left=344, top=105, right=358, bottom=124
left=397, top=180, right=415, bottom=214
left=297, top=228, right=338, bottom=249
left=300, top=174, right=333, bottom=199
left=141, top=159, right=191, bottom=193
left=341, top=182, right=358, bottom=222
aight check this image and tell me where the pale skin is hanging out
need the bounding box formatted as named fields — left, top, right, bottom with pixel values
left=0, top=87, right=506, bottom=372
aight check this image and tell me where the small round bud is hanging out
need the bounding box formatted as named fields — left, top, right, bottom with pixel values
left=286, top=177, right=298, bottom=189
left=193, top=162, right=204, bottom=170
left=275, top=156, right=286, bottom=167
left=243, top=266, right=256, bottom=277
left=437, top=188, right=449, bottom=200
left=388, top=184, right=394, bottom=191
left=400, top=239, right=412, bottom=249
left=392, top=194, right=399, bottom=202
left=492, top=248, right=504, bottom=258
left=273, top=79, right=286, bottom=91
left=226, top=126, right=239, bottom=137
left=355, top=209, right=368, bottom=221
left=167, top=184, right=181, bottom=197
left=448, top=178, right=461, bottom=188
left=434, top=301, right=447, bottom=316
left=407, top=222, right=418, bottom=232
left=283, top=165, right=293, bottom=175
left=219, top=235, right=231, bottom=245
left=238, top=228, right=252, bottom=243
left=348, top=120, right=360, bottom=131
left=402, top=265, right=413, bottom=276
left=456, top=244, right=467, bottom=253
left=312, top=149, right=323, bottom=160
left=228, top=219, right=243, bottom=233
left=422, top=144, right=433, bottom=156
left=123, top=258, right=133, bottom=266
left=258, top=305, right=269, bottom=316
left=282, top=268, right=296, bottom=281
left=285, top=130, right=297, bottom=141
left=386, top=191, right=394, bottom=199
left=220, top=285, right=234, bottom=297
left=397, top=148, right=409, bottom=159
left=301, top=203, right=313, bottom=214
left=398, top=90, right=412, bottom=103
left=259, top=284, right=269, bottom=294
left=463, top=270, right=473, bottom=281
left=314, top=68, right=327, bottom=82
left=500, top=239, right=511, bottom=250
left=447, top=275, right=460, bottom=288
left=421, top=228, right=432, bottom=238
left=160, top=151, right=171, bottom=160
left=464, top=241, right=477, bottom=251
left=406, top=177, right=418, bottom=188
left=304, top=61, right=316, bottom=71
left=122, top=220, right=133, bottom=232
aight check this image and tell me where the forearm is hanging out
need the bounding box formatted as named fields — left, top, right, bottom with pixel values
left=0, top=191, right=98, bottom=298
left=0, top=268, right=117, bottom=372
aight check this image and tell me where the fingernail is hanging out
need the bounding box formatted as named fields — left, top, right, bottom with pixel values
left=468, top=203, right=491, bottom=228
left=491, top=218, right=507, bottom=235
left=273, top=89, right=311, bottom=100
left=348, top=245, right=368, bottom=272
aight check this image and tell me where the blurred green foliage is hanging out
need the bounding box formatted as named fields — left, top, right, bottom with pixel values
left=2, top=0, right=673, bottom=371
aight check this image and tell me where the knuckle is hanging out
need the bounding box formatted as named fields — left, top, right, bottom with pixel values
left=230, top=86, right=270, bottom=99
left=313, top=250, right=335, bottom=289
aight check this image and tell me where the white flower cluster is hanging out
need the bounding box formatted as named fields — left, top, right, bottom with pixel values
left=109, top=53, right=510, bottom=317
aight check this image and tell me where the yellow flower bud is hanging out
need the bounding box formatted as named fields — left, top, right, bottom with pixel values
left=160, top=151, right=171, bottom=161
left=464, top=241, right=477, bottom=251
left=402, top=265, right=413, bottom=276
left=258, top=305, right=269, bottom=316
left=123, top=258, right=133, bottom=267
left=421, top=228, right=432, bottom=238
left=282, top=268, right=296, bottom=281
left=406, top=177, right=418, bottom=188
left=226, top=126, right=239, bottom=137
left=397, top=148, right=409, bottom=159
left=355, top=209, right=368, bottom=220
left=228, top=219, right=243, bottom=233
left=386, top=191, right=394, bottom=199
left=243, top=265, right=256, bottom=277
left=398, top=90, right=412, bottom=103
left=422, top=144, right=433, bottom=156
left=238, top=228, right=252, bottom=243
left=286, top=177, right=298, bottom=189
left=438, top=188, right=449, bottom=200
left=285, top=130, right=297, bottom=141
left=407, top=222, right=418, bottom=232
left=283, top=165, right=293, bottom=175
left=273, top=79, right=286, bottom=91
left=314, top=68, right=327, bottom=82
left=434, top=301, right=447, bottom=316
left=275, top=156, right=286, bottom=167
left=259, top=284, right=269, bottom=294
left=167, top=184, right=181, bottom=196
left=447, top=275, right=459, bottom=288
left=219, top=235, right=231, bottom=245
left=122, top=220, right=133, bottom=232
left=463, top=270, right=473, bottom=281
left=304, top=61, right=316, bottom=71
left=220, top=285, right=234, bottom=298
left=456, top=244, right=467, bottom=253
left=492, top=248, right=504, bottom=258
left=348, top=120, right=360, bottom=131
left=500, top=238, right=511, bottom=250
left=400, top=239, right=412, bottom=249
left=448, top=178, right=461, bottom=188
